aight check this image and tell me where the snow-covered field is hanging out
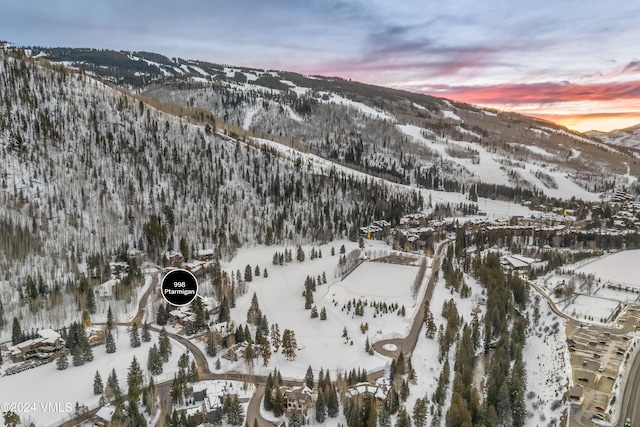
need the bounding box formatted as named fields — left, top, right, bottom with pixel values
left=221, top=240, right=421, bottom=379
left=564, top=295, right=621, bottom=322
left=0, top=327, right=185, bottom=427
left=576, top=250, right=640, bottom=288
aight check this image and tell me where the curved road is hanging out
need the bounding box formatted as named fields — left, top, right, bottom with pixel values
left=372, top=239, right=451, bottom=358
left=66, top=241, right=456, bottom=427
left=620, top=348, right=640, bottom=427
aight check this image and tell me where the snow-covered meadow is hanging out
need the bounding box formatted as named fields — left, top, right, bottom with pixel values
left=0, top=327, right=185, bottom=427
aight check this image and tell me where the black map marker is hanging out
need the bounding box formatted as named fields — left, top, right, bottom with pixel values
left=161, top=269, right=199, bottom=306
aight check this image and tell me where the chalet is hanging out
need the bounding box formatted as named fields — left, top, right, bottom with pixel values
left=283, top=385, right=313, bottom=414
left=10, top=329, right=64, bottom=362
left=345, top=381, right=389, bottom=407
left=193, top=381, right=254, bottom=412
left=93, top=405, right=115, bottom=426
left=87, top=328, right=106, bottom=347
left=109, top=261, right=129, bottom=276
left=164, top=250, right=184, bottom=267
left=196, top=248, right=215, bottom=262
left=169, top=307, right=196, bottom=326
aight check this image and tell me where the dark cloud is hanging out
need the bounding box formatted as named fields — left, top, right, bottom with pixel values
left=624, top=60, right=640, bottom=73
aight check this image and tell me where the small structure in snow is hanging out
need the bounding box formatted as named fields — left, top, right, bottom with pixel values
left=92, top=404, right=115, bottom=426
left=567, top=385, right=584, bottom=405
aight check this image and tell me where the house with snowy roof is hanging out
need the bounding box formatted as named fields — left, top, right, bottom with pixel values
left=10, top=329, right=64, bottom=362
left=92, top=404, right=115, bottom=426
left=195, top=248, right=215, bottom=262
left=283, top=384, right=313, bottom=415
left=345, top=381, right=389, bottom=407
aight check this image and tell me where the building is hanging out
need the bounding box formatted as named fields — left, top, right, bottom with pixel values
left=567, top=385, right=584, bottom=405
left=195, top=248, right=215, bottom=262
left=164, top=250, right=184, bottom=267
left=10, top=329, right=64, bottom=362
left=345, top=381, right=389, bottom=407
left=283, top=385, right=313, bottom=415
left=168, top=308, right=196, bottom=326
left=92, top=404, right=115, bottom=426
left=500, top=254, right=536, bottom=272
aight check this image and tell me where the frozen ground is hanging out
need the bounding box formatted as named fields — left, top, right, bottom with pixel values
left=0, top=327, right=185, bottom=427
left=576, top=250, right=640, bottom=288
left=564, top=295, right=621, bottom=323
left=220, top=240, right=422, bottom=379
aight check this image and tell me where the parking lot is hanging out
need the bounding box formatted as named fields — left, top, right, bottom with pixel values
left=566, top=304, right=640, bottom=426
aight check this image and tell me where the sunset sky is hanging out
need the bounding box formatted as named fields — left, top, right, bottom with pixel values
left=3, top=0, right=639, bottom=132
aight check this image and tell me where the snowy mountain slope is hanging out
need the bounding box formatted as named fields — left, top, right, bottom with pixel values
left=0, top=50, right=424, bottom=338
left=587, top=123, right=640, bottom=149
left=28, top=46, right=639, bottom=199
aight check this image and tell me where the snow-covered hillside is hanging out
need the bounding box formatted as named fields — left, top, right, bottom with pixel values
left=0, top=51, right=422, bottom=340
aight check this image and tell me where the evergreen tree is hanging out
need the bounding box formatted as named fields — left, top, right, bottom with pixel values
left=255, top=265, right=261, bottom=277
left=141, top=322, right=151, bottom=342
left=83, top=343, right=94, bottom=362
left=264, top=374, right=274, bottom=411
left=320, top=306, right=327, bottom=320
left=111, top=404, right=126, bottom=425
left=56, top=349, right=69, bottom=370
left=147, top=344, right=163, bottom=375
left=107, top=368, right=122, bottom=404
left=86, top=288, right=97, bottom=314
left=395, top=407, right=411, bottom=427
left=226, top=395, right=244, bottom=425
left=273, top=387, right=285, bottom=417
left=106, top=330, right=116, bottom=353
left=206, top=330, right=218, bottom=357
left=258, top=335, right=271, bottom=366
left=296, top=245, right=305, bottom=262
left=130, top=323, right=141, bottom=347
left=244, top=264, right=253, bottom=282
left=127, top=356, right=143, bottom=404
left=315, top=391, right=326, bottom=422
left=235, top=325, right=246, bottom=343
left=2, top=411, right=20, bottom=427
left=73, top=349, right=85, bottom=366
left=304, top=288, right=314, bottom=309
left=281, top=329, right=297, bottom=361
left=378, top=406, right=391, bottom=427
left=106, top=305, right=114, bottom=330
left=189, top=359, right=199, bottom=382
left=271, top=324, right=281, bottom=352
left=327, top=386, right=339, bottom=418
left=510, top=359, right=527, bottom=427
left=156, top=303, right=168, bottom=326
left=263, top=268, right=268, bottom=278
left=11, top=317, right=22, bottom=345
left=305, top=365, right=314, bottom=389
left=93, top=371, right=104, bottom=395
left=413, top=398, right=427, bottom=427
left=244, top=343, right=255, bottom=367
left=159, top=327, right=172, bottom=362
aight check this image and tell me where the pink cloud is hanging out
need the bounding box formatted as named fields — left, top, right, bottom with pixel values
left=405, top=81, right=640, bottom=105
